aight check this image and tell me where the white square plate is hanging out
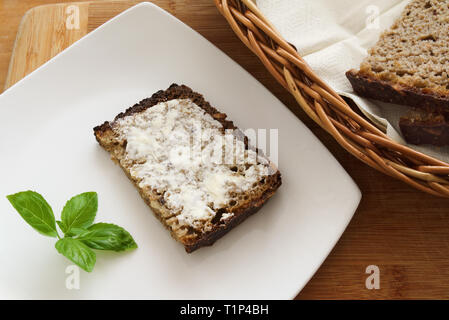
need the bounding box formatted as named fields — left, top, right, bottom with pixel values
left=0, top=2, right=360, bottom=299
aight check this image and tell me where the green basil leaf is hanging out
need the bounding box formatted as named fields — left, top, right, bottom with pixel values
left=67, top=227, right=88, bottom=236
left=6, top=191, right=58, bottom=237
left=57, top=221, right=86, bottom=237
left=61, top=192, right=97, bottom=234
left=78, top=223, right=138, bottom=252
left=55, top=238, right=96, bottom=272
left=56, top=220, right=67, bottom=234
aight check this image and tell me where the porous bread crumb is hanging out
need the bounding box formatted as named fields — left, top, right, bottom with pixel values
left=360, top=0, right=449, bottom=96
left=112, top=99, right=271, bottom=233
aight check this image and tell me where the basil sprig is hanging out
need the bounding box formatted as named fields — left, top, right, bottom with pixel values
left=6, top=191, right=137, bottom=272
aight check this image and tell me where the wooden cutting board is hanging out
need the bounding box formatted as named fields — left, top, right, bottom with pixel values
left=4, top=0, right=222, bottom=89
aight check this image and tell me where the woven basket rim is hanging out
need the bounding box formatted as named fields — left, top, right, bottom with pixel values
left=215, top=0, right=449, bottom=198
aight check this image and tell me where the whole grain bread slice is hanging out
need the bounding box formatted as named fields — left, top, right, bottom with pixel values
left=94, top=84, right=281, bottom=253
left=346, top=0, right=449, bottom=145
left=347, top=0, right=449, bottom=112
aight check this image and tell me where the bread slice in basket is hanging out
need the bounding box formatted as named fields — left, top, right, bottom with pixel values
left=94, top=84, right=281, bottom=253
left=346, top=0, right=449, bottom=145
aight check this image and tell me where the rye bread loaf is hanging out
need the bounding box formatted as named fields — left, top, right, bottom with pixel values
left=94, top=84, right=281, bottom=253
left=346, top=0, right=449, bottom=145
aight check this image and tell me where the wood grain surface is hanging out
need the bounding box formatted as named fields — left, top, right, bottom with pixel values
left=1, top=0, right=449, bottom=299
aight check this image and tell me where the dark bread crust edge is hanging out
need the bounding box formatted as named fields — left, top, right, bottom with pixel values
left=94, top=84, right=282, bottom=253
left=399, top=117, right=449, bottom=146
left=346, top=70, right=449, bottom=113
left=184, top=166, right=281, bottom=253
left=94, top=83, right=237, bottom=134
left=346, top=70, right=449, bottom=145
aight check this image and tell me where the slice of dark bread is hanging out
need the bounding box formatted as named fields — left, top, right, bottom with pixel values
left=346, top=0, right=449, bottom=145
left=399, top=110, right=449, bottom=146
left=94, top=84, right=281, bottom=253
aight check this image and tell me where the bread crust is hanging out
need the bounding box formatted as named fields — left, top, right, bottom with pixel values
left=94, top=84, right=281, bottom=253
left=184, top=162, right=281, bottom=252
left=399, top=117, right=449, bottom=146
left=94, top=83, right=237, bottom=134
left=346, top=70, right=449, bottom=114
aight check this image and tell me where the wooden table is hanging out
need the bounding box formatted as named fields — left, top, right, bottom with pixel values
left=1, top=0, right=449, bottom=299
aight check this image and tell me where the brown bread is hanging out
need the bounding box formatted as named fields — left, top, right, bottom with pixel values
left=94, top=84, right=281, bottom=252
left=346, top=0, right=449, bottom=145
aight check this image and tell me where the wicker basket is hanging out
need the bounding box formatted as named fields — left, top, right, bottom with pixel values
left=215, top=0, right=449, bottom=197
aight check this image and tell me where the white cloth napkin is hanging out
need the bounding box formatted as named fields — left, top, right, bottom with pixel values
left=256, top=0, right=449, bottom=162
